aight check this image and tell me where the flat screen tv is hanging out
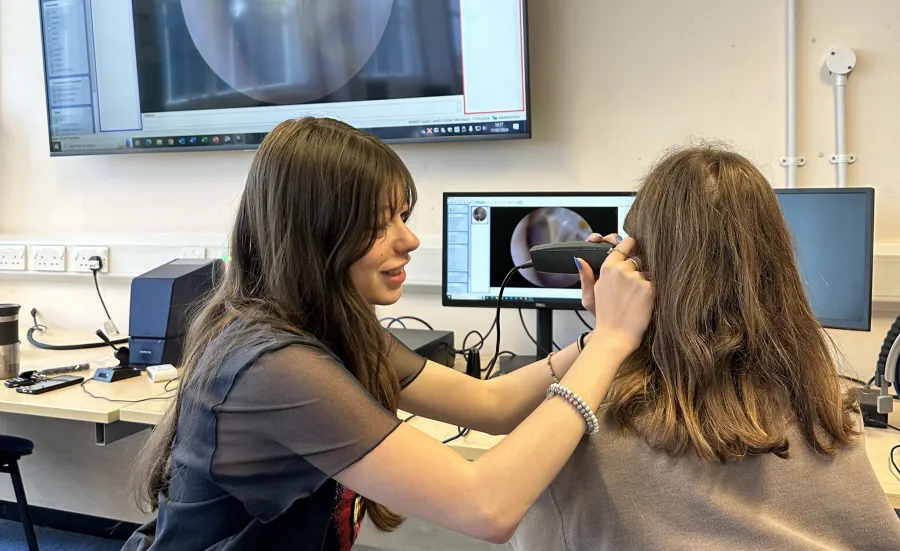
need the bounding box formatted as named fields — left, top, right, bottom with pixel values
left=39, top=0, right=531, bottom=156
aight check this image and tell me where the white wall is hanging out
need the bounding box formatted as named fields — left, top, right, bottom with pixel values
left=1, top=0, right=900, bottom=525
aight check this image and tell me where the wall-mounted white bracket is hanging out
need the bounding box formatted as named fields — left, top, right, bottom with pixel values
left=829, top=153, right=856, bottom=165
left=779, top=156, right=806, bottom=167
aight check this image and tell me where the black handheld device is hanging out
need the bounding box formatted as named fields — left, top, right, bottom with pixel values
left=4, top=371, right=42, bottom=388
left=16, top=375, right=85, bottom=395
left=529, top=241, right=614, bottom=274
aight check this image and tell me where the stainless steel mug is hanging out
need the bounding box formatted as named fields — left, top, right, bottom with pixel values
left=0, top=304, right=21, bottom=380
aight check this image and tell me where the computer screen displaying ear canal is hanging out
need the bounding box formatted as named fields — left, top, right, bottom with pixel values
left=39, top=0, right=531, bottom=156
left=775, top=188, right=875, bottom=331
left=443, top=193, right=635, bottom=309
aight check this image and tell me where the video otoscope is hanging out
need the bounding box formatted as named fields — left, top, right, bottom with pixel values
left=480, top=241, right=614, bottom=378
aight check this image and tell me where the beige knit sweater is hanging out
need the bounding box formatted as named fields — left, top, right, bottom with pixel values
left=511, top=416, right=900, bottom=550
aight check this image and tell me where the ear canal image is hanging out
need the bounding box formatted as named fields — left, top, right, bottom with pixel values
left=511, top=208, right=593, bottom=287
left=181, top=0, right=394, bottom=104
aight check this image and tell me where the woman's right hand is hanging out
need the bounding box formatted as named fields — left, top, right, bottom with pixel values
left=576, top=236, right=654, bottom=356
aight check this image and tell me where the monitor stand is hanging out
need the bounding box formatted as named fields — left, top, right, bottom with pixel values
left=499, top=309, right=553, bottom=374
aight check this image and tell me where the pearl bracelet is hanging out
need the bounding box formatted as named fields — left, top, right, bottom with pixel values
left=546, top=383, right=600, bottom=435
left=546, top=352, right=560, bottom=384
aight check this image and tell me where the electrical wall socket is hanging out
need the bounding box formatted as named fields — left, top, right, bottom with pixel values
left=180, top=247, right=206, bottom=259
left=71, top=246, right=109, bottom=273
left=32, top=245, right=67, bottom=272
left=0, top=245, right=26, bottom=271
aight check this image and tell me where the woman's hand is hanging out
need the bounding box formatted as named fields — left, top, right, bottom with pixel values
left=576, top=234, right=654, bottom=355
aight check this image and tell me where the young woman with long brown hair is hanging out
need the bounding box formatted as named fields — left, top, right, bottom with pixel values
left=511, top=146, right=900, bottom=550
left=121, top=117, right=654, bottom=551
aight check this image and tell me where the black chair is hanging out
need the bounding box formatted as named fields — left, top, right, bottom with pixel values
left=0, top=435, right=39, bottom=551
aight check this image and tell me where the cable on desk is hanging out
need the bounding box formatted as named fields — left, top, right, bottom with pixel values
left=381, top=316, right=434, bottom=331
left=442, top=427, right=469, bottom=445
left=80, top=379, right=175, bottom=404
left=402, top=414, right=417, bottom=423
left=27, top=309, right=128, bottom=351
left=575, top=310, right=594, bottom=330
left=891, top=444, right=899, bottom=476
left=163, top=378, right=180, bottom=393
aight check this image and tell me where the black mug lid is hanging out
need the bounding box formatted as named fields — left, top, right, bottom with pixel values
left=0, top=304, right=21, bottom=317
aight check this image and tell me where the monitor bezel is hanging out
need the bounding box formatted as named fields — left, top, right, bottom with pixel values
left=40, top=1, right=533, bottom=157
left=774, top=187, right=875, bottom=332
left=441, top=191, right=636, bottom=311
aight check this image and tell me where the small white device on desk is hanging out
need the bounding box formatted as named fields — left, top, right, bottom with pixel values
left=146, top=364, right=178, bottom=383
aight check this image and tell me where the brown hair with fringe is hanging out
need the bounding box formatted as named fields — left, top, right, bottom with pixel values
left=132, top=117, right=415, bottom=531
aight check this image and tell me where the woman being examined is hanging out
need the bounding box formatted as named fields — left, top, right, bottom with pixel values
left=122, top=117, right=654, bottom=551
left=511, top=146, right=900, bottom=551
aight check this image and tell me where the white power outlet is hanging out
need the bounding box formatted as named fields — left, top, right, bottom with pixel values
left=71, top=246, right=109, bottom=273
left=32, top=245, right=67, bottom=272
left=180, top=247, right=206, bottom=259
left=0, top=245, right=26, bottom=271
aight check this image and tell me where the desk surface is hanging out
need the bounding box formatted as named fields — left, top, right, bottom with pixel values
left=9, top=340, right=900, bottom=508
left=0, top=333, right=174, bottom=423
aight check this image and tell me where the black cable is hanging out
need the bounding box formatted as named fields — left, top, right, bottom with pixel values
left=27, top=309, right=128, bottom=351
left=402, top=414, right=417, bottom=423
left=382, top=316, right=434, bottom=331
left=164, top=378, right=180, bottom=393
left=463, top=329, right=488, bottom=351
left=93, top=270, right=113, bottom=322
left=27, top=326, right=127, bottom=350
left=517, top=309, right=560, bottom=355
left=483, top=263, right=531, bottom=380
left=442, top=427, right=469, bottom=444
left=888, top=425, right=900, bottom=432
left=841, top=375, right=869, bottom=386
left=80, top=379, right=175, bottom=404
left=890, top=444, right=899, bottom=477
left=481, top=351, right=515, bottom=372
left=575, top=310, right=594, bottom=330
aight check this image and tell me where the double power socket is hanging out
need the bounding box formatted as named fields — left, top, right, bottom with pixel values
left=0, top=245, right=109, bottom=273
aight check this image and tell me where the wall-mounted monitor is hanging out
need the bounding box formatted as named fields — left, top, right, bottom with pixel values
left=39, top=0, right=531, bottom=156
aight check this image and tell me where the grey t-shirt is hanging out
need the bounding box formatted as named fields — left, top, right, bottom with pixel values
left=511, top=416, right=900, bottom=551
left=123, top=324, right=426, bottom=551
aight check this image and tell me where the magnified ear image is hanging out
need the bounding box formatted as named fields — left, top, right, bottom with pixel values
left=511, top=208, right=593, bottom=287
left=181, top=0, right=394, bottom=104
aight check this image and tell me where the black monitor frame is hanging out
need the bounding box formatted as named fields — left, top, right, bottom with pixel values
left=775, top=187, right=875, bottom=332
left=39, top=1, right=533, bottom=156
left=441, top=191, right=636, bottom=312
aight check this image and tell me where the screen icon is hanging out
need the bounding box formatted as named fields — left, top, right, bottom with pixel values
left=156, top=139, right=164, bottom=146
left=212, top=136, right=220, bottom=144
left=454, top=126, right=460, bottom=133
left=177, top=137, right=186, bottom=145
left=189, top=137, right=197, bottom=144
left=223, top=135, right=232, bottom=143
left=475, top=126, right=481, bottom=132
left=426, top=128, right=433, bottom=134
left=513, top=123, right=520, bottom=130
left=469, top=126, right=474, bottom=132
left=200, top=136, right=209, bottom=144
left=440, top=128, right=446, bottom=133
left=235, top=135, right=244, bottom=143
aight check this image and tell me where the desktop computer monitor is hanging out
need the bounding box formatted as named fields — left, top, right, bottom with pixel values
left=775, top=188, right=875, bottom=331
left=443, top=192, right=635, bottom=367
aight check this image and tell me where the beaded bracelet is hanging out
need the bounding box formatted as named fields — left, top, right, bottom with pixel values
left=546, top=383, right=600, bottom=435
left=546, top=352, right=560, bottom=384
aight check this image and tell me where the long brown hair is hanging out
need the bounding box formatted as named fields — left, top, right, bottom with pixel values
left=133, top=117, right=415, bottom=531
left=604, top=145, right=859, bottom=461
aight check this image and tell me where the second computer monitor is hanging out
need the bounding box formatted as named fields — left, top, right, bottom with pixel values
left=443, top=192, right=636, bottom=310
